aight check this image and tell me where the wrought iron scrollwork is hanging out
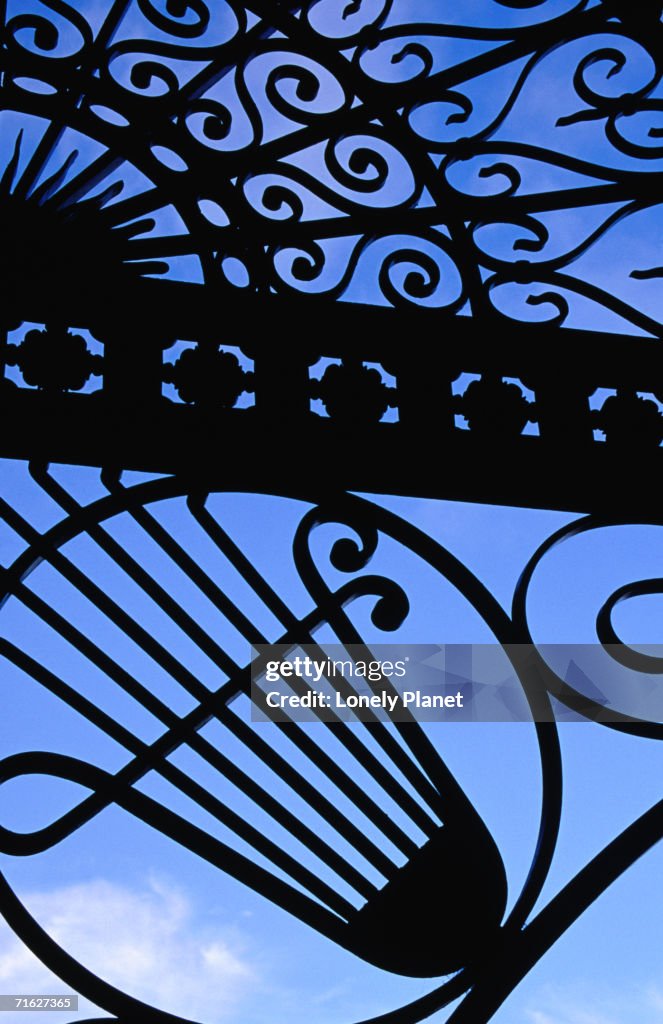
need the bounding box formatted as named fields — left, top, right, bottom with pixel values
left=0, top=1, right=662, bottom=1020
left=0, top=1, right=661, bottom=511
left=0, top=0, right=660, bottom=335
left=0, top=469, right=661, bottom=1023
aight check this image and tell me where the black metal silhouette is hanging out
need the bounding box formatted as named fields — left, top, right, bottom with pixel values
left=0, top=1, right=662, bottom=1022
left=0, top=0, right=661, bottom=509
left=0, top=468, right=662, bottom=1024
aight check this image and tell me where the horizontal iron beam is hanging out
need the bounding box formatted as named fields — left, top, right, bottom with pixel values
left=1, top=281, right=661, bottom=515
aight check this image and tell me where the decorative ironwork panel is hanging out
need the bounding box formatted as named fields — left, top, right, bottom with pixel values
left=0, top=0, right=661, bottom=508
left=0, top=6, right=662, bottom=1017
left=0, top=0, right=661, bottom=328
left=0, top=464, right=662, bottom=1023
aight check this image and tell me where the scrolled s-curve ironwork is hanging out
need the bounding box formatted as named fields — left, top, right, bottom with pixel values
left=0, top=468, right=661, bottom=1024
left=0, top=0, right=660, bottom=330
left=0, top=0, right=662, bottom=1019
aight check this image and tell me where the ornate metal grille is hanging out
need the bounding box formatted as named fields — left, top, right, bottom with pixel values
left=0, top=0, right=661, bottom=508
left=0, top=3, right=662, bottom=1023
left=2, top=465, right=662, bottom=1024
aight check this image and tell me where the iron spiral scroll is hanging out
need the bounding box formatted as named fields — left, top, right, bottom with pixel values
left=0, top=0, right=661, bottom=324
left=0, top=0, right=662, bottom=1020
left=1, top=0, right=662, bottom=512
left=0, top=467, right=661, bottom=1023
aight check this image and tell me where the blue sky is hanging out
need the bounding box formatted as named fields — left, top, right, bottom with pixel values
left=1, top=2, right=663, bottom=1023
left=1, top=470, right=662, bottom=1024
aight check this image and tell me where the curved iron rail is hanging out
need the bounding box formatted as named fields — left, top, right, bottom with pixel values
left=0, top=0, right=661, bottom=1019
left=0, top=466, right=660, bottom=1023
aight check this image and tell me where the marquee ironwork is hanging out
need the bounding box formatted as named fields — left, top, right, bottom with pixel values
left=0, top=2, right=662, bottom=1023
left=1, top=466, right=662, bottom=1024
left=0, top=0, right=661, bottom=509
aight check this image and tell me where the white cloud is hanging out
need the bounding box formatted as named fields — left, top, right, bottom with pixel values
left=527, top=1008, right=618, bottom=1024
left=0, top=876, right=257, bottom=1024
left=524, top=983, right=663, bottom=1024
